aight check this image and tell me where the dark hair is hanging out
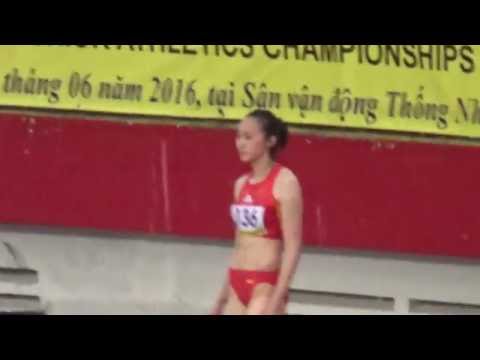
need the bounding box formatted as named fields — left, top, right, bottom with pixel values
left=247, top=109, right=289, bottom=158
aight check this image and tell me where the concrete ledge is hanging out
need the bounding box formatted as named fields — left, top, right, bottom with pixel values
left=0, top=242, right=17, bottom=268
left=48, top=301, right=207, bottom=315
left=0, top=294, right=44, bottom=314
left=0, top=268, right=38, bottom=285
left=410, top=299, right=480, bottom=315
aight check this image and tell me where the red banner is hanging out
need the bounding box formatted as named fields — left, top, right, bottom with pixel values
left=0, top=112, right=479, bottom=258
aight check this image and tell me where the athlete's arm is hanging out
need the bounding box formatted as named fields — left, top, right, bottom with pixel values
left=210, top=175, right=248, bottom=315
left=268, top=169, right=303, bottom=314
left=210, top=275, right=230, bottom=315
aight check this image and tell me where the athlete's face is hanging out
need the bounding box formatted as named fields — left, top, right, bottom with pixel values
left=236, top=117, right=273, bottom=163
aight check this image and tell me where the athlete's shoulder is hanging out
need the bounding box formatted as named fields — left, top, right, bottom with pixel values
left=274, top=166, right=302, bottom=198
left=233, top=174, right=249, bottom=199
left=277, top=166, right=300, bottom=186
left=234, top=174, right=249, bottom=188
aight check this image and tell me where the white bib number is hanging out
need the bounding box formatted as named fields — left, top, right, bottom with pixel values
left=231, top=205, right=266, bottom=233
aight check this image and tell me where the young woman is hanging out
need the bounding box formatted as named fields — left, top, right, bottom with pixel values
left=211, top=109, right=303, bottom=315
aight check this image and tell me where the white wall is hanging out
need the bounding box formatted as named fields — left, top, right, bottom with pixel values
left=1, top=225, right=480, bottom=315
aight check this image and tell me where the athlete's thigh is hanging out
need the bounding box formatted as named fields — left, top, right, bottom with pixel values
left=247, top=284, right=288, bottom=315
left=223, top=287, right=246, bottom=315
left=246, top=283, right=275, bottom=315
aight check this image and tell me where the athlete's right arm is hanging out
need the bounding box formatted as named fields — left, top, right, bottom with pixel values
left=210, top=276, right=230, bottom=315
left=233, top=174, right=249, bottom=202
left=210, top=175, right=248, bottom=315
left=232, top=174, right=248, bottom=243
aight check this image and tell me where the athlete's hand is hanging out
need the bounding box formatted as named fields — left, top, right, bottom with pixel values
left=210, top=298, right=227, bottom=315
left=210, top=305, right=222, bottom=315
left=262, top=296, right=286, bottom=315
left=261, top=303, right=279, bottom=315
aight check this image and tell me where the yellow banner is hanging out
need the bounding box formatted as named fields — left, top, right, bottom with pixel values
left=1, top=45, right=480, bottom=138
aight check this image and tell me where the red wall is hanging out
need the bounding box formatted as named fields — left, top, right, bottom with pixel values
left=1, top=112, right=479, bottom=258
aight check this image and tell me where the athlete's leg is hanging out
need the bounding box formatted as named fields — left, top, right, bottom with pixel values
left=223, top=287, right=246, bottom=315
left=246, top=283, right=288, bottom=315
left=246, top=283, right=274, bottom=315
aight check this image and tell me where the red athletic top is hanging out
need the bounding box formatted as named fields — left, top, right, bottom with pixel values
left=231, top=163, right=283, bottom=241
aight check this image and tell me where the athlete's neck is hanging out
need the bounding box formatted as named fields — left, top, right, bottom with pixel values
left=250, top=155, right=275, bottom=183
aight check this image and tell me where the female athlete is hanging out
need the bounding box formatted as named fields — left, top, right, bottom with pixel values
left=211, top=109, right=303, bottom=315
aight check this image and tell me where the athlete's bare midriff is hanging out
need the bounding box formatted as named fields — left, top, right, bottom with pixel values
left=230, top=233, right=283, bottom=271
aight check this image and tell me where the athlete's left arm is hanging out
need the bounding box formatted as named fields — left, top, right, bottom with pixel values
left=268, top=169, right=303, bottom=314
